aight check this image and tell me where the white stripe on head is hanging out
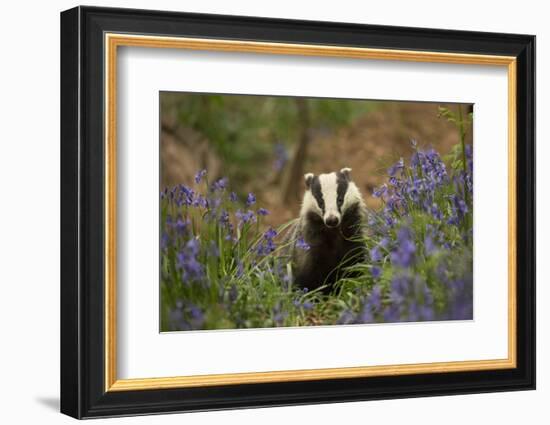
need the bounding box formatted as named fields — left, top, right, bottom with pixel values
left=300, top=189, right=322, bottom=216
left=342, top=181, right=365, bottom=212
left=318, top=172, right=340, bottom=222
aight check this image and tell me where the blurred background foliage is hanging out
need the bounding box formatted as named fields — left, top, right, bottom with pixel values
left=160, top=92, right=472, bottom=225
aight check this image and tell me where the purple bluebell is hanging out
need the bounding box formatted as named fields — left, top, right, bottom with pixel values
left=390, top=226, right=416, bottom=268
left=424, top=234, right=436, bottom=256
left=176, top=238, right=204, bottom=281
left=373, top=184, right=387, bottom=198
left=272, top=302, right=288, bottom=326
left=302, top=301, right=314, bottom=310
left=192, top=195, right=208, bottom=208
left=212, top=177, right=228, bottom=192
left=236, top=261, right=244, bottom=277
left=175, top=217, right=188, bottom=236
left=296, top=237, right=310, bottom=251
left=388, top=158, right=404, bottom=177
left=452, top=195, right=469, bottom=218
left=256, top=228, right=277, bottom=256
left=161, top=232, right=170, bottom=250
left=178, top=185, right=194, bottom=205
left=370, top=246, right=382, bottom=262
left=194, top=169, right=207, bottom=184
left=246, top=192, right=256, bottom=206
left=337, top=309, right=355, bottom=325
left=168, top=301, right=205, bottom=331
left=236, top=209, right=256, bottom=226
left=264, top=228, right=277, bottom=239
left=219, top=210, right=230, bottom=226
left=430, top=203, right=443, bottom=220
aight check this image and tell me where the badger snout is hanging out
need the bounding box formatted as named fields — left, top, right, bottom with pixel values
left=324, top=214, right=340, bottom=228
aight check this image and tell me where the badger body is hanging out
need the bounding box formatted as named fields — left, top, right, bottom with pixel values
left=291, top=168, right=366, bottom=292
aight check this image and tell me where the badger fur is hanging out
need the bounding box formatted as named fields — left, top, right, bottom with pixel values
left=291, top=168, right=366, bottom=292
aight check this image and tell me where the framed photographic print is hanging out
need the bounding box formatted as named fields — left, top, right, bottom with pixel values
left=60, top=6, right=536, bottom=419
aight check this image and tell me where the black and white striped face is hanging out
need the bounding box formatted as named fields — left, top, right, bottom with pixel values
left=301, top=168, right=363, bottom=228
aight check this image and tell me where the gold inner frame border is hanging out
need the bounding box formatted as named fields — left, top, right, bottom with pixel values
left=104, top=33, right=517, bottom=392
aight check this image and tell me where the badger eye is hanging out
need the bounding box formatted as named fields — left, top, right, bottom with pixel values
left=337, top=196, right=344, bottom=206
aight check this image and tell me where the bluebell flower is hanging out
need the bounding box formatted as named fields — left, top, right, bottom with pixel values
left=189, top=305, right=204, bottom=321
left=424, top=234, right=436, bottom=256
left=246, top=192, right=256, bottom=206
left=390, top=227, right=416, bottom=268
left=337, top=309, right=355, bottom=325
left=168, top=301, right=205, bottom=331
left=388, top=158, right=404, bottom=177
left=165, top=214, right=173, bottom=227
left=175, top=217, right=188, bottom=236
left=369, top=285, right=383, bottom=310
left=161, top=232, right=170, bottom=250
left=176, top=238, right=204, bottom=282
left=194, top=169, right=207, bottom=184
left=382, top=304, right=401, bottom=323
left=373, top=184, right=387, bottom=198
left=452, top=195, right=469, bottom=218
left=212, top=177, right=228, bottom=192
left=447, top=214, right=460, bottom=226
left=192, top=195, right=208, bottom=208
left=430, top=203, right=443, bottom=220
left=370, top=246, right=382, bottom=262
left=257, top=208, right=270, bottom=216
left=256, top=228, right=277, bottom=256
left=296, top=237, right=310, bottom=251
left=272, top=302, right=288, bottom=326
left=236, top=209, right=256, bottom=226
left=186, top=238, right=200, bottom=255
left=358, top=304, right=374, bottom=323
left=302, top=301, right=314, bottom=310
left=224, top=222, right=235, bottom=241
left=219, top=210, right=230, bottom=226
left=178, top=185, right=194, bottom=205
left=236, top=261, right=244, bottom=277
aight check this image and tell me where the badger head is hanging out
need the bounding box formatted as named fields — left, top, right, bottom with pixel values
left=300, top=168, right=364, bottom=229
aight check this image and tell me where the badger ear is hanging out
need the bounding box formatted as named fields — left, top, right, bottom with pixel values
left=304, top=173, right=314, bottom=189
left=340, top=167, right=352, bottom=180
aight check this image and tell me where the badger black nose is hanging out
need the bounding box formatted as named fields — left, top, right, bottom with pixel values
left=325, top=216, right=340, bottom=228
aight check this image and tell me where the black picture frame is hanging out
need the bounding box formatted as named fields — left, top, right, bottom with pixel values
left=61, top=5, right=535, bottom=419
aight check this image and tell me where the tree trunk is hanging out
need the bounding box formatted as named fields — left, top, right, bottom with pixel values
left=282, top=98, right=312, bottom=204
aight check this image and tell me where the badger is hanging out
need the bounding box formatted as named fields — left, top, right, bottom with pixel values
left=290, top=168, right=366, bottom=293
